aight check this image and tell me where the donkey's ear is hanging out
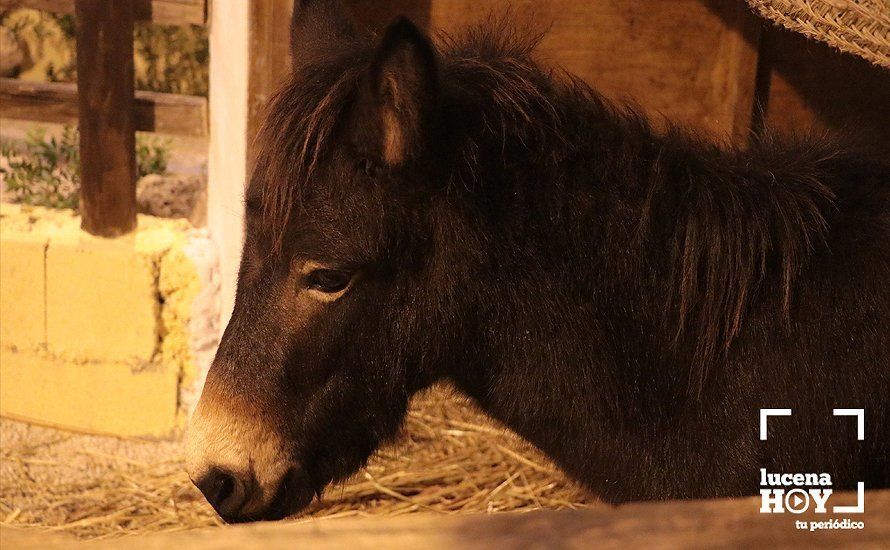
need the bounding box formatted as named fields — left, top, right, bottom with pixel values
left=369, top=17, right=438, bottom=166
left=290, top=0, right=357, bottom=69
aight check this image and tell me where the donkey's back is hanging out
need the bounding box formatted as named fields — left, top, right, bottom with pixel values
left=534, top=128, right=890, bottom=501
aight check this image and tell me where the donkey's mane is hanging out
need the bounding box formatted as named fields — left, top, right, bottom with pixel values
left=254, top=20, right=567, bottom=251
left=654, top=137, right=837, bottom=394
left=256, top=20, right=841, bottom=395
left=254, top=54, right=366, bottom=253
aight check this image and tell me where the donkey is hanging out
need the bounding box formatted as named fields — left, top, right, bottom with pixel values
left=187, top=0, right=889, bottom=522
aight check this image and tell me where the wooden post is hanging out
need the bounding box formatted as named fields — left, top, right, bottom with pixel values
left=247, top=0, right=293, bottom=167
left=208, top=0, right=292, bottom=325
left=75, top=0, right=137, bottom=237
left=207, top=1, right=249, bottom=326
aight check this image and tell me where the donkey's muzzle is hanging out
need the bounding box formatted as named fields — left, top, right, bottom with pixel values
left=187, top=370, right=308, bottom=522
left=194, top=467, right=252, bottom=521
left=191, top=465, right=316, bottom=523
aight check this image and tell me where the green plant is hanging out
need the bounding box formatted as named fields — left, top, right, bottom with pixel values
left=0, top=9, right=77, bottom=82
left=1, top=126, right=80, bottom=209
left=0, top=126, right=171, bottom=210
left=136, top=135, right=171, bottom=178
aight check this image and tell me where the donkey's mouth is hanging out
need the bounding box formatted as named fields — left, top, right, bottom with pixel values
left=213, top=468, right=319, bottom=524
left=260, top=468, right=318, bottom=522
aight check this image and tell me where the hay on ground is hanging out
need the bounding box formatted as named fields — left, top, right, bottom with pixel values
left=0, top=386, right=595, bottom=540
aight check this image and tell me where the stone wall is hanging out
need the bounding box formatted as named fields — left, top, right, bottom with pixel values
left=0, top=204, right=218, bottom=437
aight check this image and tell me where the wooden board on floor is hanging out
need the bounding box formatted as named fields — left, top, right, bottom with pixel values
left=2, top=490, right=888, bottom=549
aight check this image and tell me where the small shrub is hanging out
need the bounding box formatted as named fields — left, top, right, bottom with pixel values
left=136, top=136, right=170, bottom=179
left=1, top=126, right=79, bottom=209
left=134, top=23, right=209, bottom=97
left=0, top=126, right=170, bottom=210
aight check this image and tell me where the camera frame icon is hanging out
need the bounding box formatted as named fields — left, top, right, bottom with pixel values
left=759, top=408, right=865, bottom=514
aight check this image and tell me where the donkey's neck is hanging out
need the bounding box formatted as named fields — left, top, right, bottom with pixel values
left=445, top=91, right=839, bottom=500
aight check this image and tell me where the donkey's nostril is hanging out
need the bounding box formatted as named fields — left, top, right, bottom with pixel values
left=202, top=469, right=234, bottom=506
left=195, top=468, right=245, bottom=516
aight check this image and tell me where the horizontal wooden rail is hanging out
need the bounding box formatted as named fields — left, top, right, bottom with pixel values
left=0, top=78, right=208, bottom=137
left=0, top=0, right=206, bottom=26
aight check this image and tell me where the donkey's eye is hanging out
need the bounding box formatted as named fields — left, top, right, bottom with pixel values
left=305, top=269, right=352, bottom=293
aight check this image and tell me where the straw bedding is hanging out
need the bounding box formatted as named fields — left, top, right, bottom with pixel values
left=0, top=386, right=595, bottom=540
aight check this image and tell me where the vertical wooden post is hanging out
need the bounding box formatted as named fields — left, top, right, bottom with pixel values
left=247, top=0, right=293, bottom=169
left=207, top=1, right=249, bottom=326
left=75, top=0, right=137, bottom=237
left=208, top=0, right=291, bottom=325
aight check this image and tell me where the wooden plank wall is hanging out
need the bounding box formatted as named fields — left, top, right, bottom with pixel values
left=341, top=0, right=888, bottom=146
left=248, top=0, right=294, bottom=168
left=759, top=27, right=890, bottom=154
left=345, top=0, right=762, bottom=141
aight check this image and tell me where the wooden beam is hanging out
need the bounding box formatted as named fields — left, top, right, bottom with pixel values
left=0, top=0, right=206, bottom=26
left=207, top=1, right=249, bottom=324
left=206, top=0, right=293, bottom=325
left=707, top=3, right=762, bottom=144
left=759, top=27, right=890, bottom=155
left=347, top=1, right=761, bottom=142
left=75, top=0, right=137, bottom=237
left=1, top=490, right=887, bottom=548
left=0, top=78, right=208, bottom=136
left=246, top=0, right=292, bottom=169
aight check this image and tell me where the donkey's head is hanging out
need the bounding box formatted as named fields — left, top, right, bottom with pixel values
left=186, top=0, right=464, bottom=523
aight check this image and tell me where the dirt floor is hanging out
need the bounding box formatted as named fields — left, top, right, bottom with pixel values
left=0, top=387, right=595, bottom=540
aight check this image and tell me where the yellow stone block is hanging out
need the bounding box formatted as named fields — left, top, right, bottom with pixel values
left=1, top=204, right=204, bottom=432
left=0, top=233, right=47, bottom=348
left=46, top=237, right=159, bottom=362
left=0, top=347, right=178, bottom=437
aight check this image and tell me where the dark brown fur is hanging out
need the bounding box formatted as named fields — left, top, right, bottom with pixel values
left=192, top=2, right=890, bottom=522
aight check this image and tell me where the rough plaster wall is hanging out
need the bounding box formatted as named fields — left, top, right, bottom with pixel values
left=181, top=229, right=220, bottom=414
left=0, top=205, right=217, bottom=435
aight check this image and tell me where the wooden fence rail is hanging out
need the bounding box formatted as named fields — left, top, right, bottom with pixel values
left=0, top=79, right=208, bottom=137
